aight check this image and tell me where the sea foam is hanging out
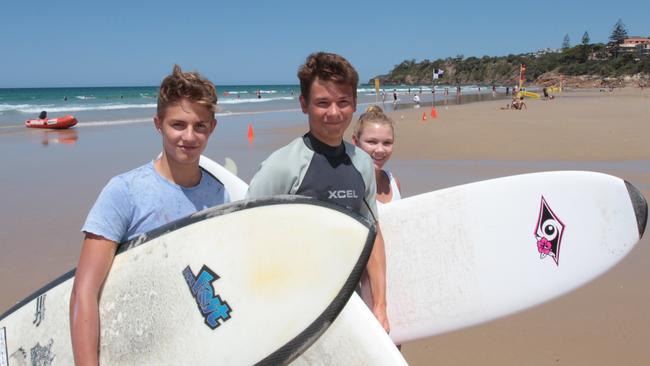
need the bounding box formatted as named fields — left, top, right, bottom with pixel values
left=219, top=96, right=294, bottom=105
left=15, top=103, right=157, bottom=114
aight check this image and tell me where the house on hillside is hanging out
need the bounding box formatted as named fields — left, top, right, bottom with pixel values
left=534, top=48, right=561, bottom=58
left=623, top=37, right=650, bottom=46
left=618, top=37, right=650, bottom=58
left=588, top=51, right=608, bottom=61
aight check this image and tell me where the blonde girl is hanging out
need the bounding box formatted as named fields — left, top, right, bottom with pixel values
left=352, top=105, right=401, bottom=205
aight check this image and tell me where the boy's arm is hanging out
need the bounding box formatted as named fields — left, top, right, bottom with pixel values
left=70, top=233, right=117, bottom=366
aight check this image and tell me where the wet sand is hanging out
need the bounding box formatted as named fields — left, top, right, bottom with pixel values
left=1, top=88, right=649, bottom=365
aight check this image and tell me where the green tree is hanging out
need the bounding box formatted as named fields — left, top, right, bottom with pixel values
left=607, top=19, right=629, bottom=58
left=582, top=31, right=590, bottom=45
left=562, top=34, right=571, bottom=49
left=609, top=19, right=628, bottom=44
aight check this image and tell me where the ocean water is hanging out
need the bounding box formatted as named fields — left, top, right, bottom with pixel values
left=0, top=84, right=514, bottom=129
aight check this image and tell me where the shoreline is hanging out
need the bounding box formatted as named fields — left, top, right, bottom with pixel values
left=0, top=87, right=514, bottom=131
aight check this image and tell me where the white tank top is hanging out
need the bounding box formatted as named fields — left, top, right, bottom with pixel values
left=376, top=170, right=401, bottom=206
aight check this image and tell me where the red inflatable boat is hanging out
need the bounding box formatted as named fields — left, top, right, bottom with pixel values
left=25, top=115, right=77, bottom=129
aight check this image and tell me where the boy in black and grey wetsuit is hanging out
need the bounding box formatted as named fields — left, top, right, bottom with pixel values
left=248, top=132, right=377, bottom=222
left=247, top=52, right=389, bottom=333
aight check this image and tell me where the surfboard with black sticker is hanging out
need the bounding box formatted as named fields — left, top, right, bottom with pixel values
left=378, top=171, right=647, bottom=344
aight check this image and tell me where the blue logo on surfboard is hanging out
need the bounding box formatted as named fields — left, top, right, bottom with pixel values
left=183, top=265, right=232, bottom=329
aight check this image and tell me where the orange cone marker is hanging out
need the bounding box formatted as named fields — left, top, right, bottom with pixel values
left=430, top=106, right=438, bottom=119
left=247, top=124, right=255, bottom=142
left=421, top=112, right=427, bottom=122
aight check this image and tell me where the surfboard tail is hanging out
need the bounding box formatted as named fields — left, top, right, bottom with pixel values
left=625, top=181, right=648, bottom=239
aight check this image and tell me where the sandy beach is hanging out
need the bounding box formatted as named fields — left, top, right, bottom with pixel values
left=1, top=88, right=649, bottom=365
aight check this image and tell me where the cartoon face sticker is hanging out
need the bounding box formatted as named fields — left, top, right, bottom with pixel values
left=534, top=197, right=565, bottom=266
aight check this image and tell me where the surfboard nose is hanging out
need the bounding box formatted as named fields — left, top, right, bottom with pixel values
left=625, top=181, right=648, bottom=239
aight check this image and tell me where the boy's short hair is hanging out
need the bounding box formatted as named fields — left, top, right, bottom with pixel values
left=297, top=52, right=358, bottom=103
left=157, top=64, right=217, bottom=118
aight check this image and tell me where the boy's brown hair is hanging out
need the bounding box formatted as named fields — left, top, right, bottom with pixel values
left=297, top=52, right=358, bottom=103
left=157, top=64, right=217, bottom=118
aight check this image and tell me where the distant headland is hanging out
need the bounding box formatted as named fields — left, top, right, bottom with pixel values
left=372, top=20, right=649, bottom=88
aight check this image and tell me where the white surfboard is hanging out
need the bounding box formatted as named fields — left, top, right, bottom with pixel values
left=200, top=156, right=248, bottom=200
left=378, top=171, right=647, bottom=344
left=0, top=197, right=375, bottom=365
left=292, top=295, right=407, bottom=366
left=200, top=156, right=408, bottom=366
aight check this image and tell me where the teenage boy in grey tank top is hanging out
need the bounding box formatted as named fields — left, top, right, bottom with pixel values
left=248, top=52, right=389, bottom=332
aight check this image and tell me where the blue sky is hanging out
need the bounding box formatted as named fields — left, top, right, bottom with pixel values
left=1, top=0, right=648, bottom=88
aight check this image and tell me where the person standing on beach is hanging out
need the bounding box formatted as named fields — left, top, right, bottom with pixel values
left=69, top=65, right=229, bottom=365
left=247, top=52, right=390, bottom=332
left=351, top=104, right=401, bottom=315
left=413, top=93, right=420, bottom=107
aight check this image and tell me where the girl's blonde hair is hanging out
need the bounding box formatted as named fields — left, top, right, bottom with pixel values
left=353, top=105, right=395, bottom=139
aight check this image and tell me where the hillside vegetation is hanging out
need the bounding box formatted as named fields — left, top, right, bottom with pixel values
left=374, top=44, right=650, bottom=87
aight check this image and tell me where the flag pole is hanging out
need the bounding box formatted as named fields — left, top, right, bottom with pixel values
left=432, top=68, right=442, bottom=107
left=432, top=69, right=436, bottom=108
left=374, top=78, right=380, bottom=105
